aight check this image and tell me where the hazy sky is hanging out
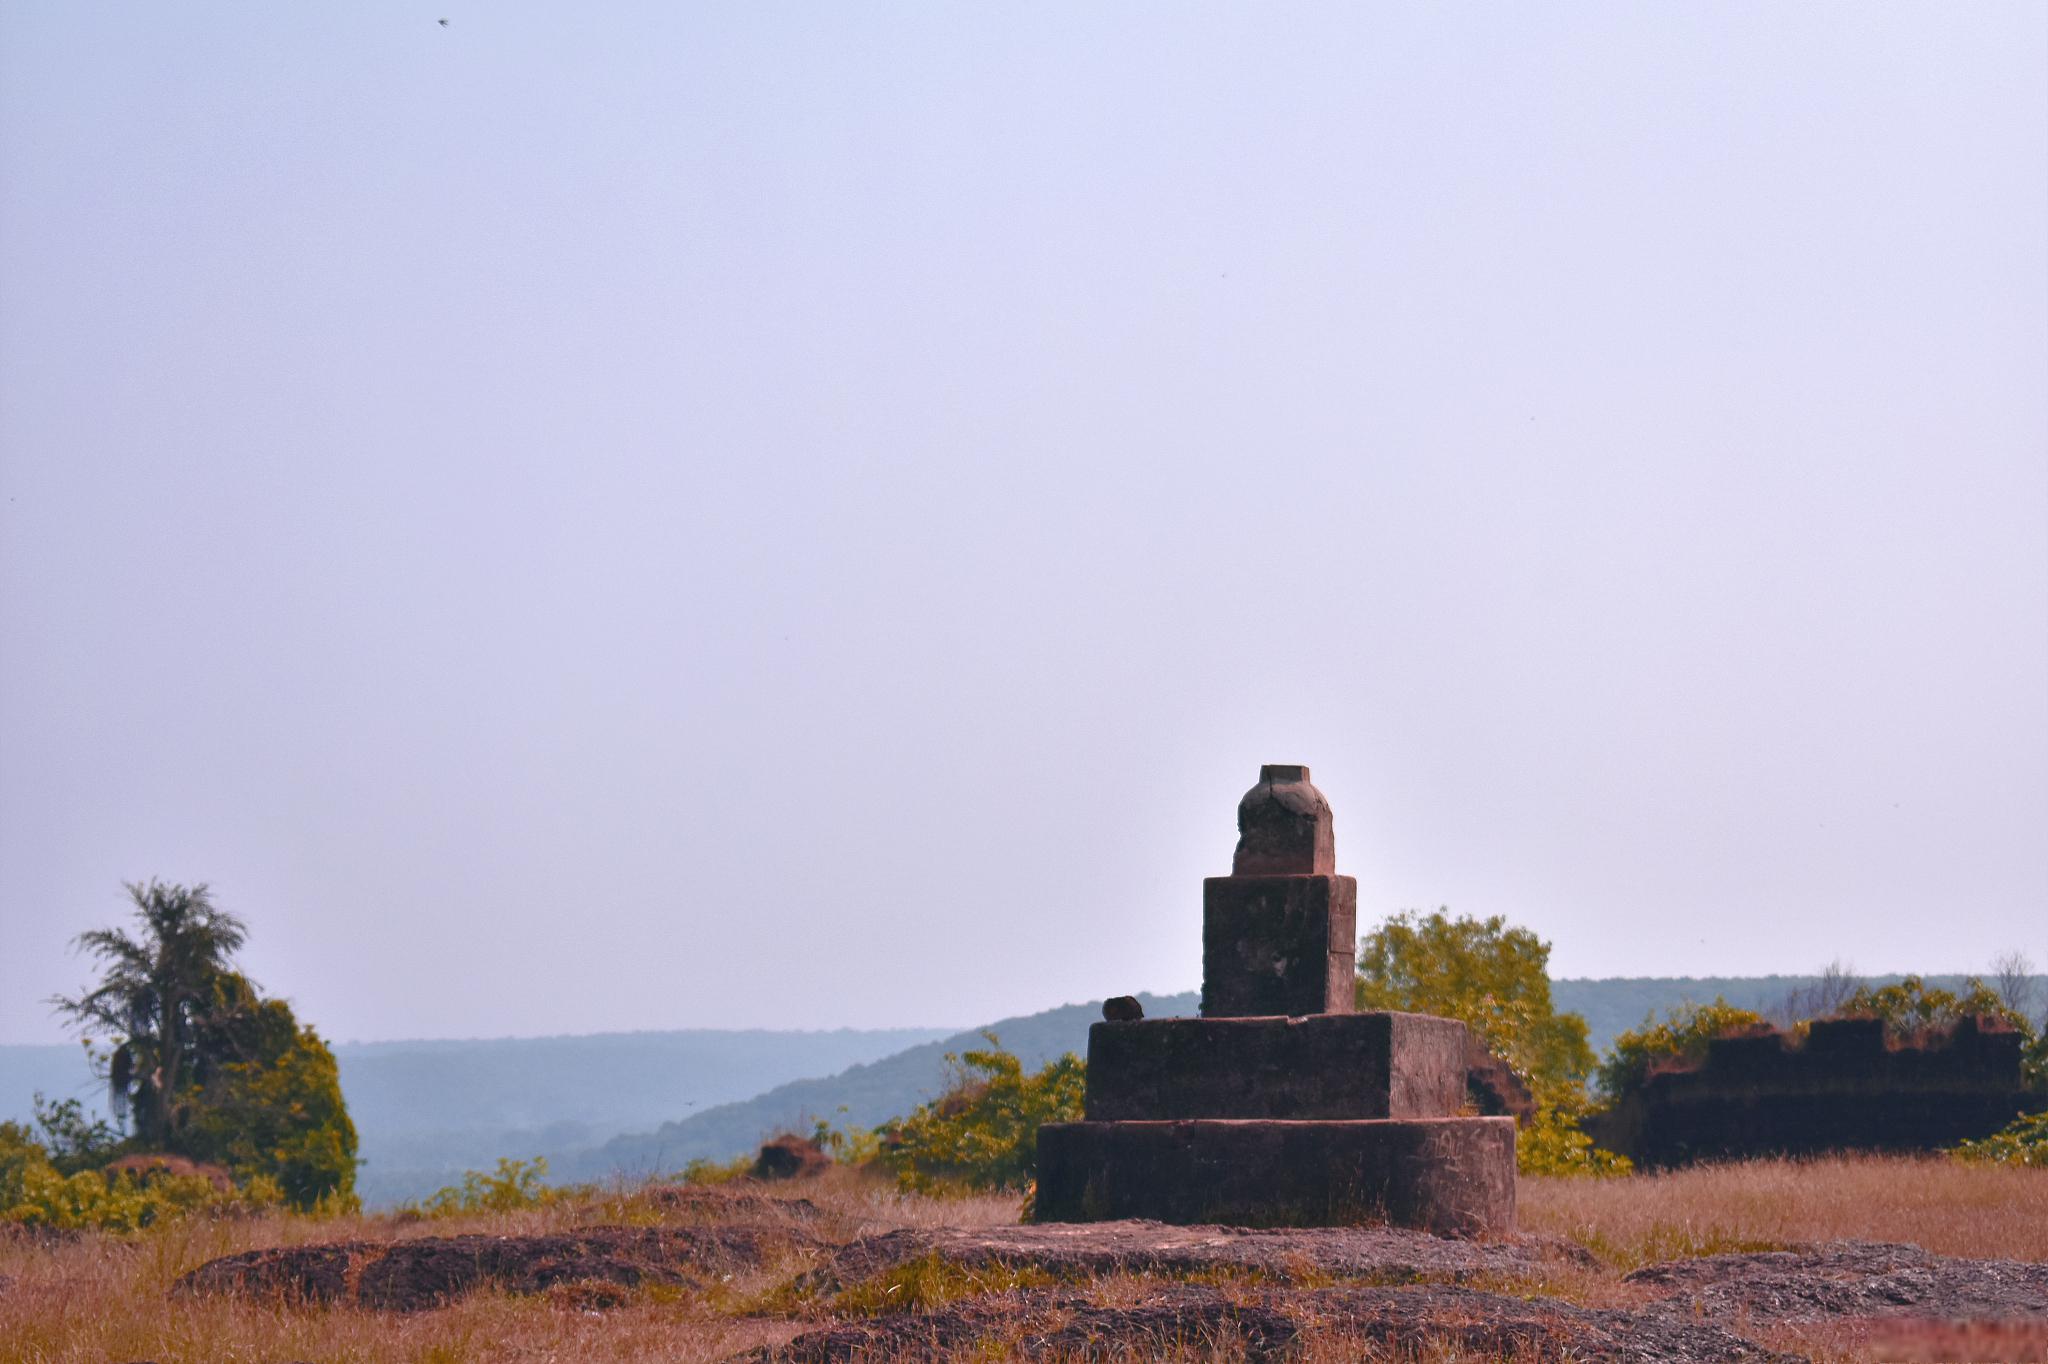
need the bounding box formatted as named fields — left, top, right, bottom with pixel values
left=3, top=3, right=2044, bottom=1045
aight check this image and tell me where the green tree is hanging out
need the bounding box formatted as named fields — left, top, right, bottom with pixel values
left=49, top=881, right=357, bottom=1210
left=180, top=975, right=358, bottom=1209
left=51, top=880, right=248, bottom=1148
left=879, top=1036, right=1084, bottom=1194
left=1595, top=999, right=1769, bottom=1100
left=1355, top=909, right=1594, bottom=1105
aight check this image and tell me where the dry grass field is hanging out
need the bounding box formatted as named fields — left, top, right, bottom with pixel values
left=2, top=1157, right=2043, bottom=1364
left=1521, top=1153, right=2048, bottom=1264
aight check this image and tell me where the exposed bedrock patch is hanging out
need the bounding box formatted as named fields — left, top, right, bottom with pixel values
left=800, top=1220, right=1592, bottom=1296
left=1627, top=1240, right=2048, bottom=1324
left=739, top=1283, right=1806, bottom=1364
left=174, top=1223, right=817, bottom=1311
left=743, top=1288, right=1298, bottom=1364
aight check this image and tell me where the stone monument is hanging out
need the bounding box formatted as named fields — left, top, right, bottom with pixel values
left=1034, top=765, right=1517, bottom=1235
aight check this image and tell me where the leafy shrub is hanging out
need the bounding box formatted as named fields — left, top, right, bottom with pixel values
left=1595, top=999, right=1768, bottom=1099
left=1838, top=975, right=2026, bottom=1036
left=0, top=1120, right=272, bottom=1230
left=1836, top=976, right=2045, bottom=1086
left=0, top=1121, right=44, bottom=1209
left=811, top=1112, right=882, bottom=1166
left=1356, top=910, right=1594, bottom=1107
left=1951, top=1110, right=2048, bottom=1168
left=878, top=1036, right=1083, bottom=1194
left=28, top=1095, right=121, bottom=1175
left=415, top=1156, right=555, bottom=1215
left=1516, top=1103, right=1633, bottom=1178
left=5, top=1163, right=232, bottom=1231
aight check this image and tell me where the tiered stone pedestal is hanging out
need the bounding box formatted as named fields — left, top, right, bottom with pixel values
left=1033, top=765, right=1518, bottom=1235
left=1036, top=1010, right=1516, bottom=1235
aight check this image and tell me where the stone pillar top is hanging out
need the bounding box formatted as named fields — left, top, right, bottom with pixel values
left=1231, top=763, right=1336, bottom=876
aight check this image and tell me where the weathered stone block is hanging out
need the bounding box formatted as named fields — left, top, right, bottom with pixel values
left=1200, top=874, right=1356, bottom=1017
left=1033, top=1117, right=1516, bottom=1236
left=1232, top=764, right=1336, bottom=875
left=1084, top=1012, right=1468, bottom=1121
left=1802, top=1016, right=1885, bottom=1056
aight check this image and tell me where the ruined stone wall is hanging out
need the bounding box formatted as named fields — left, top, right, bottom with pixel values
left=1591, top=1015, right=2046, bottom=1167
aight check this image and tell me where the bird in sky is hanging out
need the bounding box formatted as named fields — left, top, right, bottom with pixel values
left=438, top=18, right=449, bottom=26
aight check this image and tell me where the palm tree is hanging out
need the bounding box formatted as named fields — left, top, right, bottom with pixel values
left=52, top=880, right=249, bottom=1150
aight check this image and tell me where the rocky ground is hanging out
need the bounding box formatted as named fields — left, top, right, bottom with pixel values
left=167, top=1191, right=2048, bottom=1363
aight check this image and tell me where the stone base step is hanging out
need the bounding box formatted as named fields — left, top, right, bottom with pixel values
left=1033, top=1117, right=1516, bottom=1236
left=1086, top=1011, right=1469, bottom=1121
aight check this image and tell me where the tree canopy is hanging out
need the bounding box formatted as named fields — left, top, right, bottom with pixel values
left=49, top=880, right=357, bottom=1210
left=877, top=1035, right=1084, bottom=1194
left=53, top=880, right=248, bottom=1148
left=1594, top=999, right=1769, bottom=1099
left=1355, top=909, right=1595, bottom=1106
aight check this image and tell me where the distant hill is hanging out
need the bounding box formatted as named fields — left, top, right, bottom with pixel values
left=9, top=973, right=2038, bottom=1206
left=560, top=974, right=2048, bottom=1183
left=2, top=1026, right=952, bottom=1206
left=551, top=992, right=1201, bottom=1183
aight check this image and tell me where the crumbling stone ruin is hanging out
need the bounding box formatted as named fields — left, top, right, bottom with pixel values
left=1591, top=1013, right=2048, bottom=1168
left=1034, top=765, right=1515, bottom=1234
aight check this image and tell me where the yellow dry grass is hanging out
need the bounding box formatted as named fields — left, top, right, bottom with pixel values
left=1, top=1156, right=2041, bottom=1364
left=1521, top=1152, right=2048, bottom=1265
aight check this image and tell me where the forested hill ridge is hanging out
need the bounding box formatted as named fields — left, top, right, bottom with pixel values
left=7, top=975, right=2039, bottom=1206
left=2, top=1026, right=953, bottom=1207
left=552, top=993, right=1202, bottom=1185
left=559, top=974, right=2045, bottom=1189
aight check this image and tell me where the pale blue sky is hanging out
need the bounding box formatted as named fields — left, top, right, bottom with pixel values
left=3, top=3, right=2043, bottom=1043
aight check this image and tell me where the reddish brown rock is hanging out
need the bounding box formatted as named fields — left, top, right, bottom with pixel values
left=801, top=1219, right=1591, bottom=1292
left=174, top=1224, right=811, bottom=1311
left=753, top=1134, right=831, bottom=1181
left=1100, top=995, right=1144, bottom=1022
left=1626, top=1241, right=2048, bottom=1324
left=736, top=1282, right=1801, bottom=1364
